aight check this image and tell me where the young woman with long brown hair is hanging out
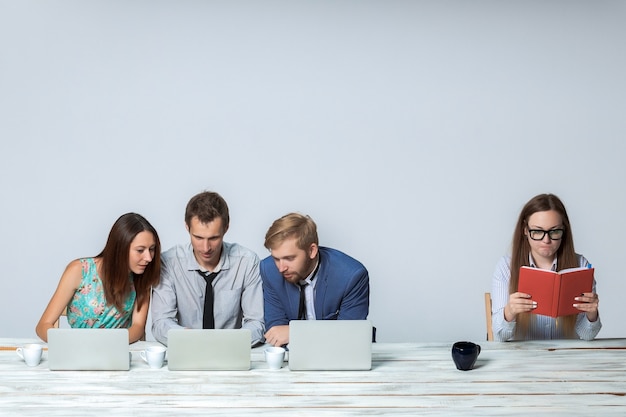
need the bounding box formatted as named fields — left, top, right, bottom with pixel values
left=491, top=194, right=601, bottom=341
left=36, top=213, right=161, bottom=343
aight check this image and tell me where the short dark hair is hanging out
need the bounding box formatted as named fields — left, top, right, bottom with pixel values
left=185, top=191, right=230, bottom=230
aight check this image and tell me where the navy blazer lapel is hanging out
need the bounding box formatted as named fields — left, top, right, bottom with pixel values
left=313, top=258, right=328, bottom=319
left=287, top=282, right=301, bottom=320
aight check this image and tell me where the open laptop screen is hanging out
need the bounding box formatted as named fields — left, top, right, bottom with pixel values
left=288, top=320, right=372, bottom=371
left=167, top=328, right=251, bottom=371
left=47, top=328, right=130, bottom=371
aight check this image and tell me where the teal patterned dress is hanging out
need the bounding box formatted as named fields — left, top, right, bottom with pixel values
left=66, top=258, right=135, bottom=328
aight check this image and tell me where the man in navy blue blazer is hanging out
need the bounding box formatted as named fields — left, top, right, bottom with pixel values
left=260, top=213, right=370, bottom=347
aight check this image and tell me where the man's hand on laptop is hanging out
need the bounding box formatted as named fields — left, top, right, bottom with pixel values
left=264, top=325, right=289, bottom=347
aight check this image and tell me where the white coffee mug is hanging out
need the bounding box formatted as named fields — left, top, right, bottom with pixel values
left=16, top=343, right=43, bottom=367
left=140, top=345, right=166, bottom=369
left=265, top=346, right=285, bottom=370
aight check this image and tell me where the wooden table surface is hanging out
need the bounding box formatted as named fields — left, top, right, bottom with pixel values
left=1, top=338, right=626, bottom=416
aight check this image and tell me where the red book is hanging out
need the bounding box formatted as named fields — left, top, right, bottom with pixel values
left=518, top=266, right=594, bottom=318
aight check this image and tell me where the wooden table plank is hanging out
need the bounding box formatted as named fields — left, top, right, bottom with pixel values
left=2, top=339, right=626, bottom=416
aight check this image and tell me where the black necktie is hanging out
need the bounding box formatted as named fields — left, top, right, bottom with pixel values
left=197, top=270, right=219, bottom=329
left=298, top=282, right=308, bottom=320
left=298, top=260, right=321, bottom=320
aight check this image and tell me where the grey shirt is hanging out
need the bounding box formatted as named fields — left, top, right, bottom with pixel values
left=151, top=242, right=265, bottom=346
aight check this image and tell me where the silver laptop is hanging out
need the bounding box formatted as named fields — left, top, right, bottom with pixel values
left=47, top=328, right=130, bottom=371
left=288, top=320, right=373, bottom=371
left=167, top=329, right=251, bottom=371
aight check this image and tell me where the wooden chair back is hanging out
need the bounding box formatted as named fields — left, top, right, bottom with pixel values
left=484, top=292, right=494, bottom=341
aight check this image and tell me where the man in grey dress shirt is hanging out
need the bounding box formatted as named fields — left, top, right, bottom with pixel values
left=151, top=191, right=265, bottom=346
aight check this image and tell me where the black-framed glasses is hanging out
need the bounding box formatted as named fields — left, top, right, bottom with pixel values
left=527, top=229, right=564, bottom=241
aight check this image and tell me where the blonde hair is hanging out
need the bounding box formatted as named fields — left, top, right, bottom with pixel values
left=264, top=213, right=318, bottom=250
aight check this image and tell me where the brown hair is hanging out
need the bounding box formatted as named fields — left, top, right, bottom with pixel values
left=97, top=213, right=161, bottom=311
left=264, top=213, right=318, bottom=251
left=185, top=191, right=230, bottom=230
left=509, top=193, right=578, bottom=338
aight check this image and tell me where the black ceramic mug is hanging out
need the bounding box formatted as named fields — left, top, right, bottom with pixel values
left=451, top=341, right=481, bottom=371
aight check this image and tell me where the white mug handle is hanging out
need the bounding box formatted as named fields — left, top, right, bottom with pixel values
left=16, top=347, right=24, bottom=360
left=140, top=351, right=148, bottom=364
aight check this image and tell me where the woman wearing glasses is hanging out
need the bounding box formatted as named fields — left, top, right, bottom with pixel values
left=491, top=193, right=601, bottom=341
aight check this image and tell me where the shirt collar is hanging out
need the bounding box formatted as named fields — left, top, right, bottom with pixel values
left=299, top=259, right=320, bottom=286
left=185, top=242, right=228, bottom=273
left=528, top=253, right=558, bottom=271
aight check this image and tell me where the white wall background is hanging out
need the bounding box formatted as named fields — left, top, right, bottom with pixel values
left=1, top=0, right=624, bottom=342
